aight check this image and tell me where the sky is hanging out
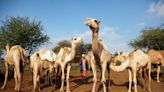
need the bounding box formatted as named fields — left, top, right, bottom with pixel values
left=0, top=0, right=164, bottom=53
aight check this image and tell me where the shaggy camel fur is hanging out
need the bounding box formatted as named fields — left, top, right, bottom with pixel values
left=110, top=49, right=152, bottom=92
left=148, top=49, right=164, bottom=82
left=30, top=48, right=56, bottom=88
left=30, top=53, right=42, bottom=92
left=85, top=17, right=112, bottom=92
left=1, top=44, right=27, bottom=91
left=55, top=36, right=82, bottom=92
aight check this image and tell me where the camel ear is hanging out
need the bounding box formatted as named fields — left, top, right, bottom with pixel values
left=95, top=19, right=101, bottom=24
left=116, top=50, right=120, bottom=55
left=86, top=17, right=91, bottom=20
left=97, top=20, right=101, bottom=24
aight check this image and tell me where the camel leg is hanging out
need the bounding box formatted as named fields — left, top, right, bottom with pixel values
left=45, top=71, right=49, bottom=85
left=33, top=70, right=37, bottom=92
left=128, top=69, right=132, bottom=92
left=66, top=64, right=71, bottom=92
left=101, top=62, right=107, bottom=92
left=49, top=65, right=54, bottom=86
left=107, top=65, right=110, bottom=86
left=91, top=63, right=97, bottom=92
left=140, top=69, right=146, bottom=91
left=148, top=66, right=152, bottom=92
left=156, top=65, right=160, bottom=83
left=14, top=67, right=18, bottom=90
left=133, top=70, right=138, bottom=92
left=54, top=66, right=58, bottom=88
left=60, top=64, right=65, bottom=92
left=16, top=63, right=21, bottom=91
left=37, top=75, right=41, bottom=91
left=1, top=63, right=9, bottom=89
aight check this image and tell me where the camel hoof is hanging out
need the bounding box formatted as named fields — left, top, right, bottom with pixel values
left=157, top=80, right=160, bottom=83
left=60, top=89, right=64, bottom=92
left=66, top=90, right=71, bottom=92
left=1, top=86, right=5, bottom=89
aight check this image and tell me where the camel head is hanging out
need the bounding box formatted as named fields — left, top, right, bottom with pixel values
left=5, top=44, right=10, bottom=49
left=71, top=36, right=83, bottom=45
left=85, top=17, right=101, bottom=30
left=113, top=53, right=128, bottom=66
left=5, top=43, right=10, bottom=53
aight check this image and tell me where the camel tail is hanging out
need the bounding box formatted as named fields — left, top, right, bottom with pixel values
left=19, top=47, right=26, bottom=73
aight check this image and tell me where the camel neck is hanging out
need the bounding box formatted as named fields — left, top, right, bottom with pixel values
left=110, top=60, right=129, bottom=72
left=91, top=28, right=99, bottom=56
left=70, top=43, right=76, bottom=59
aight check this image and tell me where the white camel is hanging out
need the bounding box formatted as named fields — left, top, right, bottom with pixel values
left=30, top=48, right=56, bottom=91
left=33, top=48, right=56, bottom=80
left=85, top=17, right=112, bottom=92
left=55, top=36, right=82, bottom=92
left=1, top=44, right=27, bottom=91
left=148, top=49, right=164, bottom=82
left=30, top=53, right=42, bottom=92
left=84, top=51, right=94, bottom=72
left=110, top=49, right=152, bottom=92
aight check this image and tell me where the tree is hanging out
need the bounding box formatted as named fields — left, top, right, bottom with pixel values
left=0, top=16, right=49, bottom=56
left=129, top=24, right=164, bottom=50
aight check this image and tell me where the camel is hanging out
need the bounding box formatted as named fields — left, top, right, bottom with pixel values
left=148, top=49, right=164, bottom=82
left=1, top=44, right=27, bottom=91
left=30, top=48, right=56, bottom=90
left=110, top=49, right=152, bottom=92
left=30, top=53, right=42, bottom=92
left=55, top=36, right=82, bottom=92
left=85, top=17, right=112, bottom=92
left=84, top=51, right=94, bottom=72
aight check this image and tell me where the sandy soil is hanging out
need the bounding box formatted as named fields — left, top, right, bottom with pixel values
left=0, top=69, right=164, bottom=92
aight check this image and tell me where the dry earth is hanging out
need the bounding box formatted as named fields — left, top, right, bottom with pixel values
left=0, top=68, right=164, bottom=92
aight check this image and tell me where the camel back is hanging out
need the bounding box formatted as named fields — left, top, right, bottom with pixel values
left=8, top=45, right=26, bottom=72
left=148, top=49, right=163, bottom=64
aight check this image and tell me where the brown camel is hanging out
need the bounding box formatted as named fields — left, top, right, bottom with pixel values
left=148, top=49, right=164, bottom=82
left=85, top=17, right=112, bottom=92
left=1, top=44, right=27, bottom=91
left=55, top=36, right=83, bottom=92
left=110, top=49, right=152, bottom=92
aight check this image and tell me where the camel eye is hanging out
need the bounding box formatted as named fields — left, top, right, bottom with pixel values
left=94, top=20, right=97, bottom=23
left=74, top=38, right=77, bottom=40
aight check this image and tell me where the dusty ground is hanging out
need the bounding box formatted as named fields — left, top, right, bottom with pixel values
left=0, top=69, right=164, bottom=92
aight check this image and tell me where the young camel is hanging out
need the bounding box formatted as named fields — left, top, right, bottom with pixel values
left=30, top=53, right=42, bottom=92
left=30, top=48, right=56, bottom=88
left=84, top=51, right=94, bottom=72
left=55, top=36, right=83, bottom=92
left=148, top=49, right=164, bottom=82
left=110, top=49, right=152, bottom=92
left=85, top=17, right=112, bottom=92
left=1, top=44, right=27, bottom=91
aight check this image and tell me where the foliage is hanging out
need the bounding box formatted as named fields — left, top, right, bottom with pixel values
left=129, top=24, right=164, bottom=50
left=0, top=16, right=49, bottom=56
